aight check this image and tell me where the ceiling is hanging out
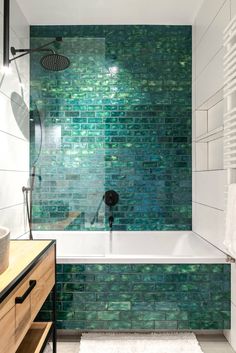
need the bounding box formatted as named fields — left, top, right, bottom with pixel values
left=17, top=0, right=203, bottom=25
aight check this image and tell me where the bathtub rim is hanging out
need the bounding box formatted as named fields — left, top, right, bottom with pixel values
left=56, top=255, right=228, bottom=264
left=32, top=230, right=229, bottom=264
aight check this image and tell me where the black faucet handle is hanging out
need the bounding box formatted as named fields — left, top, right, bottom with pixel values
left=104, top=190, right=119, bottom=207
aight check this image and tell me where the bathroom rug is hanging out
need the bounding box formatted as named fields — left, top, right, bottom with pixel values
left=79, top=332, right=204, bottom=353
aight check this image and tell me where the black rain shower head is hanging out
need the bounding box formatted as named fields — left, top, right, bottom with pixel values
left=9, top=37, right=70, bottom=72
left=40, top=53, right=70, bottom=71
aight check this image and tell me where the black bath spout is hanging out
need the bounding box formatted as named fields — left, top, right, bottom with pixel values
left=109, top=215, right=114, bottom=229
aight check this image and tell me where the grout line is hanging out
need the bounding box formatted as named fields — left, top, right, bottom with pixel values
left=194, top=0, right=228, bottom=49
left=0, top=169, right=29, bottom=172
left=206, top=97, right=224, bottom=110
left=192, top=200, right=224, bottom=212
left=0, top=202, right=25, bottom=211
left=195, top=89, right=223, bottom=111
left=195, top=46, right=223, bottom=82
left=0, top=129, right=28, bottom=142
left=15, top=231, right=30, bottom=240
left=194, top=168, right=225, bottom=172
left=0, top=81, right=30, bottom=105
left=192, top=169, right=225, bottom=173
left=195, top=134, right=223, bottom=143
left=192, top=230, right=229, bottom=258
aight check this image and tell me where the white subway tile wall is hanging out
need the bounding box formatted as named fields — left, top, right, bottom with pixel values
left=196, top=111, right=208, bottom=138
left=194, top=170, right=226, bottom=210
left=196, top=143, right=208, bottom=171
left=196, top=1, right=230, bottom=78
left=208, top=137, right=224, bottom=170
left=208, top=101, right=224, bottom=131
left=231, top=0, right=236, bottom=18
left=224, top=301, right=236, bottom=350
left=193, top=0, right=236, bottom=349
left=194, top=0, right=227, bottom=46
left=192, top=202, right=225, bottom=250
left=0, top=0, right=29, bottom=238
left=196, top=49, right=224, bottom=108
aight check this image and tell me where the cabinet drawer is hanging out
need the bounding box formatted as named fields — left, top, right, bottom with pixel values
left=0, top=307, right=15, bottom=353
left=31, top=247, right=55, bottom=320
left=15, top=280, right=32, bottom=343
left=0, top=241, right=55, bottom=353
left=15, top=247, right=55, bottom=347
left=16, top=322, right=52, bottom=353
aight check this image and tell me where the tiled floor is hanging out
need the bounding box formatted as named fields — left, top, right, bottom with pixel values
left=197, top=335, right=236, bottom=353
left=54, top=335, right=236, bottom=353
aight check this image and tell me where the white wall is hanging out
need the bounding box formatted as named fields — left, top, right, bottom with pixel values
left=0, top=0, right=30, bottom=238
left=17, top=0, right=203, bottom=26
left=192, top=0, right=236, bottom=348
left=193, top=0, right=229, bottom=251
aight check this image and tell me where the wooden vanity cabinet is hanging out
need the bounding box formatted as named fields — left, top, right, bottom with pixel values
left=0, top=240, right=56, bottom=353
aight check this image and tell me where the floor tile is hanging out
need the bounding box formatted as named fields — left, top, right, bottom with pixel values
left=53, top=342, right=80, bottom=353
left=197, top=335, right=236, bottom=353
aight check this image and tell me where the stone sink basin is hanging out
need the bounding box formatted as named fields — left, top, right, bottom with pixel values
left=0, top=227, right=10, bottom=274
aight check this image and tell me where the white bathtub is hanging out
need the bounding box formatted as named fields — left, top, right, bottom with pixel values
left=32, top=231, right=228, bottom=264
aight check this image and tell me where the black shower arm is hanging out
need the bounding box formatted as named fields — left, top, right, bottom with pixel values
left=9, top=38, right=61, bottom=63
left=9, top=48, right=54, bottom=63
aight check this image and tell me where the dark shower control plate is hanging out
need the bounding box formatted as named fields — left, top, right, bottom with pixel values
left=104, top=190, right=119, bottom=207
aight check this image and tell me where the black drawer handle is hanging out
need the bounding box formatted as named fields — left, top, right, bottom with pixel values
left=15, top=280, right=37, bottom=304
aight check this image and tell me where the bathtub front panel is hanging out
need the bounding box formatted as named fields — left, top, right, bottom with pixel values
left=39, top=263, right=230, bottom=330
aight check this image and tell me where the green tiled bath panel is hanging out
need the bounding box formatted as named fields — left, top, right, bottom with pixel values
left=38, top=264, right=231, bottom=330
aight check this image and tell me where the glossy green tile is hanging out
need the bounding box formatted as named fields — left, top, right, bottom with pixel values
left=138, top=312, right=166, bottom=321
left=84, top=302, right=108, bottom=310
left=106, top=321, right=132, bottom=330
left=155, top=321, right=178, bottom=329
left=30, top=25, right=192, bottom=231
left=59, top=321, right=86, bottom=330
left=108, top=302, right=131, bottom=310
left=44, top=263, right=231, bottom=330
left=132, top=302, right=155, bottom=311
left=165, top=311, right=188, bottom=321
left=85, top=311, right=98, bottom=321
left=131, top=321, right=155, bottom=329
left=97, top=311, right=120, bottom=320
left=84, top=321, right=107, bottom=330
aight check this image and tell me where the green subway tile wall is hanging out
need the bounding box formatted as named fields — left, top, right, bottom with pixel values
left=30, top=25, right=192, bottom=231
left=38, top=264, right=231, bottom=330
